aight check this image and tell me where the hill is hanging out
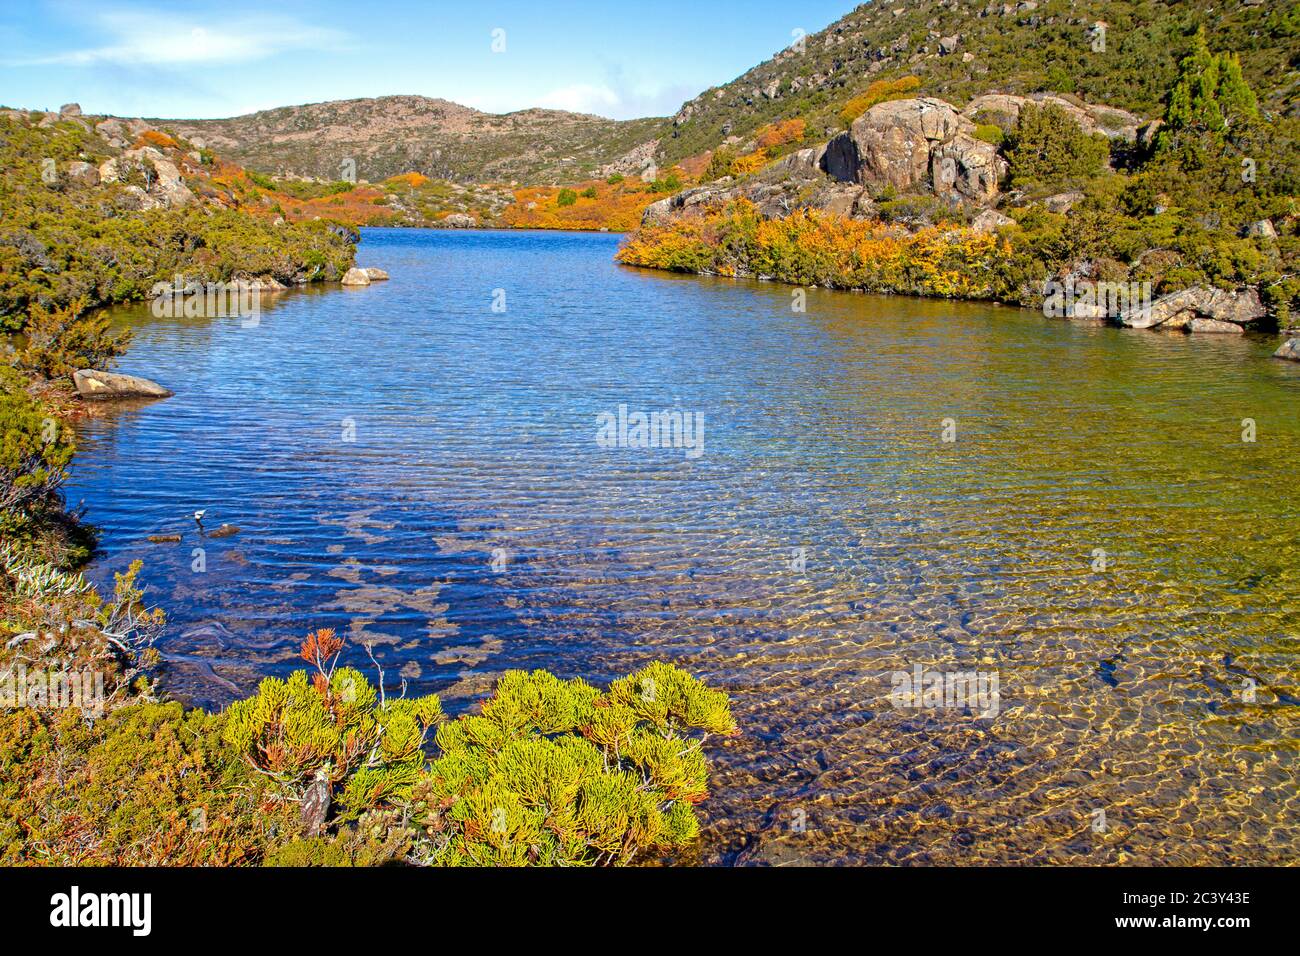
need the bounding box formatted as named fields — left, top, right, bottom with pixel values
left=657, top=0, right=1299, bottom=167
left=158, top=95, right=664, bottom=185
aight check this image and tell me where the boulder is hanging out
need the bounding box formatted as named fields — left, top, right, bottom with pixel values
left=641, top=183, right=739, bottom=226
left=73, top=369, right=173, bottom=401
left=1043, top=191, right=1084, bottom=214
left=442, top=213, right=477, bottom=228
left=59, top=103, right=82, bottom=117
left=117, top=185, right=162, bottom=211
left=1246, top=219, right=1277, bottom=239
left=971, top=208, right=1014, bottom=233
left=1187, top=317, right=1245, bottom=334
left=95, top=118, right=130, bottom=148
left=848, top=98, right=968, bottom=193
left=65, top=161, right=99, bottom=187
left=149, top=157, right=195, bottom=208
left=962, top=93, right=1144, bottom=141
left=821, top=132, right=861, bottom=183
left=362, top=268, right=389, bottom=281
left=930, top=132, right=1006, bottom=203
left=1273, top=338, right=1300, bottom=362
left=827, top=97, right=1006, bottom=206
left=340, top=267, right=371, bottom=286
left=1118, top=286, right=1265, bottom=331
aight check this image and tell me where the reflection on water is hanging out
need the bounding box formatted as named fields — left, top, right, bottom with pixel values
left=68, top=227, right=1300, bottom=865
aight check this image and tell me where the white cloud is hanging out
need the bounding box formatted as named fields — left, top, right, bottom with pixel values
left=536, top=83, right=622, bottom=115
left=13, top=11, right=345, bottom=67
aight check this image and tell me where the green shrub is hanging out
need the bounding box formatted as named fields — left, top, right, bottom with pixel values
left=413, top=662, right=736, bottom=866
left=0, top=369, right=74, bottom=530
left=556, top=188, right=578, bottom=207
left=221, top=631, right=737, bottom=866
left=13, top=297, right=131, bottom=381
left=1004, top=103, right=1111, bottom=190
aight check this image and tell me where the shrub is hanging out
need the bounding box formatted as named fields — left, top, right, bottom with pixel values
left=838, top=75, right=922, bottom=127
left=705, top=146, right=737, bottom=181
left=13, top=297, right=131, bottom=381
left=0, top=369, right=74, bottom=527
left=221, top=633, right=736, bottom=866
left=412, top=662, right=737, bottom=866
left=605, top=173, right=624, bottom=185
left=581, top=186, right=598, bottom=199
left=973, top=123, right=1004, bottom=146
left=1004, top=103, right=1111, bottom=190
left=556, top=188, right=578, bottom=207
left=222, top=629, right=443, bottom=821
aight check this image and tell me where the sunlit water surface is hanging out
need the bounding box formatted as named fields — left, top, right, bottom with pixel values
left=69, top=228, right=1300, bottom=864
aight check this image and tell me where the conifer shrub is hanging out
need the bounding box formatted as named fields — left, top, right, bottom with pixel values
left=412, top=662, right=737, bottom=866
left=222, top=628, right=444, bottom=820
left=13, top=297, right=132, bottom=381
left=1004, top=103, right=1111, bottom=191
left=0, top=369, right=75, bottom=537
left=220, top=632, right=737, bottom=866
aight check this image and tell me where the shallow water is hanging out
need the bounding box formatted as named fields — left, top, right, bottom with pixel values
left=69, top=227, right=1300, bottom=865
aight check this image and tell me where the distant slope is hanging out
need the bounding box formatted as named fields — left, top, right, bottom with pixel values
left=158, top=95, right=664, bottom=185
left=657, top=0, right=1299, bottom=166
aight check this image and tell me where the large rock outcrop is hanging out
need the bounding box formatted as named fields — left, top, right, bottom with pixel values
left=962, top=93, right=1144, bottom=141
left=1117, top=286, right=1266, bottom=333
left=822, top=98, right=1008, bottom=206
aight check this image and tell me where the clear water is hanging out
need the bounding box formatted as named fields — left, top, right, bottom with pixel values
left=69, top=227, right=1300, bottom=864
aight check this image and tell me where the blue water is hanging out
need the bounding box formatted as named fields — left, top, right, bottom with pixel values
left=68, top=227, right=1300, bottom=864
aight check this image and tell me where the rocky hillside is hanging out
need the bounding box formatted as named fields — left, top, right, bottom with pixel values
left=0, top=103, right=357, bottom=327
left=159, top=95, right=663, bottom=185
left=657, top=0, right=1298, bottom=167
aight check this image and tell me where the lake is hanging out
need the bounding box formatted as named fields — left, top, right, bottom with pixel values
left=69, top=227, right=1300, bottom=864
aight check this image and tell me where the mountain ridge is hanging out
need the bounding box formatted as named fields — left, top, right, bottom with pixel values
left=157, top=94, right=663, bottom=184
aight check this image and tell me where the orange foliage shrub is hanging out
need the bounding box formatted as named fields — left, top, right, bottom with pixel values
left=617, top=199, right=1007, bottom=299
left=501, top=178, right=661, bottom=231
left=386, top=172, right=430, bottom=188
left=134, top=129, right=182, bottom=150
left=839, top=76, right=922, bottom=127
left=729, top=152, right=769, bottom=177
left=755, top=118, right=806, bottom=152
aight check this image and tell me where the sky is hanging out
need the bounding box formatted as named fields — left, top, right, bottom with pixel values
left=0, top=0, right=856, bottom=120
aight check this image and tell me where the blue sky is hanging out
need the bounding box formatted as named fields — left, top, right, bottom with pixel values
left=0, top=0, right=855, bottom=120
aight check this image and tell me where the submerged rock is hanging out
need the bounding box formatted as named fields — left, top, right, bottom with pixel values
left=73, top=369, right=173, bottom=401
left=207, top=524, right=240, bottom=538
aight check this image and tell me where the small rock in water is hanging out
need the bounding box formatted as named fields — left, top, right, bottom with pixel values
left=341, top=267, right=371, bottom=286
left=207, top=524, right=240, bottom=538
left=1274, top=338, right=1300, bottom=362
left=147, top=533, right=182, bottom=543
left=362, top=267, right=389, bottom=281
